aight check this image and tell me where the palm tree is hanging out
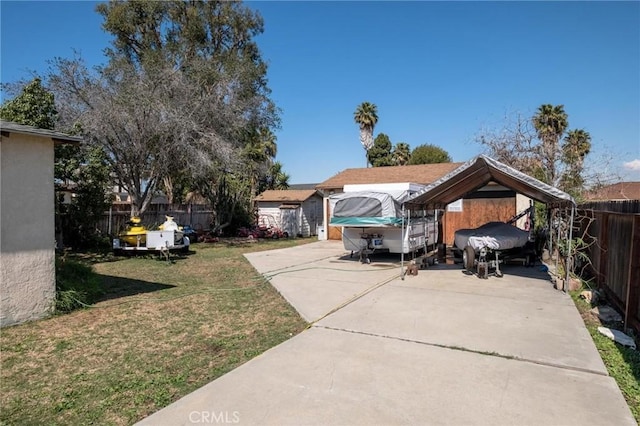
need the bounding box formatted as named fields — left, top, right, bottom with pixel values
left=560, top=129, right=591, bottom=196
left=532, top=104, right=568, bottom=185
left=562, top=129, right=591, bottom=167
left=354, top=102, right=378, bottom=166
left=243, top=127, right=279, bottom=200
left=264, top=161, right=290, bottom=190
left=392, top=142, right=411, bottom=166
left=244, top=127, right=277, bottom=165
left=257, top=127, right=277, bottom=162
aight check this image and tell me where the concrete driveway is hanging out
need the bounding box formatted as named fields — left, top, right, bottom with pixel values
left=138, top=241, right=635, bottom=426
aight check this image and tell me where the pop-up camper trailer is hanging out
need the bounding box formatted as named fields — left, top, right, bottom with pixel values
left=329, top=183, right=438, bottom=262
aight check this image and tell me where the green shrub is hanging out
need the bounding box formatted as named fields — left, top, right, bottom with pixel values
left=55, top=257, right=102, bottom=313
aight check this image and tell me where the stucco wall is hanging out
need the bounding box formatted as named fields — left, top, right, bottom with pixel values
left=516, top=194, right=533, bottom=229
left=1, top=133, right=55, bottom=326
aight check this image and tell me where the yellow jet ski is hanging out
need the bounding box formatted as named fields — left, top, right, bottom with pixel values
left=119, top=217, right=147, bottom=246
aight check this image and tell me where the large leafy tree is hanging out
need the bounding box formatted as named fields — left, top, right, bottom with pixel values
left=392, top=142, right=411, bottom=166
left=49, top=0, right=279, bottom=217
left=354, top=102, right=378, bottom=166
left=532, top=104, right=568, bottom=185
left=408, top=144, right=451, bottom=165
left=0, top=77, right=57, bottom=129
left=1, top=77, right=111, bottom=248
left=367, top=133, right=394, bottom=167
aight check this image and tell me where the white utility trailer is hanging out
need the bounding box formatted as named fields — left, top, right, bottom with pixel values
left=113, top=230, right=190, bottom=257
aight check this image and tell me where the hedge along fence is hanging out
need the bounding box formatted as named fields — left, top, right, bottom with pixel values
left=97, top=203, right=214, bottom=236
left=577, top=200, right=640, bottom=335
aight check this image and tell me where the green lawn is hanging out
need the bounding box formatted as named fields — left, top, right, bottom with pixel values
left=0, top=239, right=311, bottom=425
left=571, top=290, right=640, bottom=423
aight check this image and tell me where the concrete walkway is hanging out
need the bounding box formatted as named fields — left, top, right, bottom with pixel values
left=138, top=241, right=636, bottom=426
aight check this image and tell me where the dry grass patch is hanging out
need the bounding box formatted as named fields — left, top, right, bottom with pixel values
left=1, top=238, right=311, bottom=425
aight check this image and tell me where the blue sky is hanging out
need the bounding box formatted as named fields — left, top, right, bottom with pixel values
left=2, top=1, right=639, bottom=184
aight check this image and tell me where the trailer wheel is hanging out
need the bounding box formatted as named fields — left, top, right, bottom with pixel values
left=463, top=246, right=475, bottom=271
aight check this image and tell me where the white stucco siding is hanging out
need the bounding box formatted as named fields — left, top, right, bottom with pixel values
left=515, top=193, right=533, bottom=229
left=1, top=250, right=55, bottom=325
left=1, top=134, right=56, bottom=326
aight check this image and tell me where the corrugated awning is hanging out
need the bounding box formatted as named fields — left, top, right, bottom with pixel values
left=404, top=155, right=575, bottom=209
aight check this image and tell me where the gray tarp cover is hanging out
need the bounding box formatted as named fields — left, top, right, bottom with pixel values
left=454, top=222, right=530, bottom=251
left=330, top=191, right=403, bottom=218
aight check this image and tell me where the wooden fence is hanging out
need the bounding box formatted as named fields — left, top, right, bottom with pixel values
left=98, top=204, right=214, bottom=236
left=577, top=200, right=640, bottom=334
left=580, top=200, right=640, bottom=214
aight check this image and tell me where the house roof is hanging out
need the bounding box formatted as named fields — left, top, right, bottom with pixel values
left=288, top=183, right=320, bottom=190
left=255, top=189, right=320, bottom=203
left=0, top=120, right=82, bottom=144
left=316, top=162, right=463, bottom=190
left=584, top=182, right=640, bottom=201
left=405, top=155, right=575, bottom=209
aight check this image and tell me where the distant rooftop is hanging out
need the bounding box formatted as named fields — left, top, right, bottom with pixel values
left=288, top=183, right=319, bottom=190
left=316, top=163, right=463, bottom=190
left=255, top=189, right=320, bottom=202
left=584, top=182, right=640, bottom=201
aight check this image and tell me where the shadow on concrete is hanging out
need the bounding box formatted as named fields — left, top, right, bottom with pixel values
left=95, top=275, right=175, bottom=302
left=427, top=262, right=553, bottom=282
left=333, top=249, right=557, bottom=285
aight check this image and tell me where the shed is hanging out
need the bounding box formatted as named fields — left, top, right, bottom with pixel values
left=254, top=189, right=323, bottom=237
left=1, top=120, right=81, bottom=326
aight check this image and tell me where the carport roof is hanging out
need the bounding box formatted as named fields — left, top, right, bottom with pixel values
left=404, top=155, right=575, bottom=209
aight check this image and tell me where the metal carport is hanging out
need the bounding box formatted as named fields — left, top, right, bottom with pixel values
left=401, top=155, right=576, bottom=288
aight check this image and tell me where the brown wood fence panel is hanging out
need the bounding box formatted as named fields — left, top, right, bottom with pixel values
left=628, top=215, right=640, bottom=331
left=98, top=204, right=214, bottom=236
left=580, top=200, right=640, bottom=214
left=606, top=215, right=632, bottom=304
left=578, top=204, right=640, bottom=333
